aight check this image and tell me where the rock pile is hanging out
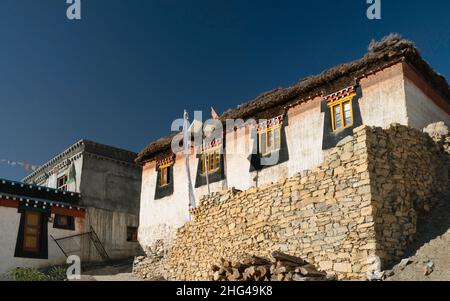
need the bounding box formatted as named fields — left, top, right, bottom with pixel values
left=211, top=252, right=330, bottom=281
left=212, top=255, right=271, bottom=281
left=271, top=252, right=330, bottom=281
left=133, top=256, right=166, bottom=280
left=133, top=240, right=167, bottom=280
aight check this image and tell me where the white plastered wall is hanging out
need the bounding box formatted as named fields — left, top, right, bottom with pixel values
left=0, top=207, right=83, bottom=275
left=359, top=63, right=409, bottom=128
left=403, top=68, right=450, bottom=128
left=138, top=151, right=221, bottom=250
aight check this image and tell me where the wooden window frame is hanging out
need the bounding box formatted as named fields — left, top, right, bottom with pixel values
left=57, top=175, right=68, bottom=191
left=53, top=214, right=75, bottom=231
left=159, top=163, right=172, bottom=187
left=23, top=211, right=42, bottom=253
left=126, top=226, right=138, bottom=242
left=201, top=149, right=220, bottom=175
left=328, top=95, right=354, bottom=132
left=258, top=125, right=282, bottom=156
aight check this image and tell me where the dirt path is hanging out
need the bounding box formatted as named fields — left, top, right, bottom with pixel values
left=76, top=259, right=143, bottom=281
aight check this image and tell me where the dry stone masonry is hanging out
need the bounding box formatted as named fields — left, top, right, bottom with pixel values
left=367, top=123, right=449, bottom=264
left=135, top=122, right=450, bottom=281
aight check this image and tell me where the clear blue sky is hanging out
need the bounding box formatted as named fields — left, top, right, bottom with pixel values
left=0, top=0, right=449, bottom=180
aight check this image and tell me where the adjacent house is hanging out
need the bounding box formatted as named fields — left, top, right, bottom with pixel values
left=0, top=178, right=85, bottom=274
left=0, top=139, right=143, bottom=273
left=135, top=36, right=450, bottom=252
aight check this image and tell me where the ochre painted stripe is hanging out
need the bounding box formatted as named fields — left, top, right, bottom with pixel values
left=51, top=206, right=86, bottom=218
left=402, top=62, right=450, bottom=115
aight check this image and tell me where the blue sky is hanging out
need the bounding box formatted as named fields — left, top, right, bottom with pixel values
left=0, top=0, right=449, bottom=180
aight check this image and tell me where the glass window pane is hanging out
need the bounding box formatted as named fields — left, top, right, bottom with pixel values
left=334, top=105, right=341, bottom=114
left=343, top=102, right=351, bottom=114
left=209, top=153, right=214, bottom=171
left=334, top=106, right=342, bottom=129
left=160, top=167, right=169, bottom=185
left=274, top=127, right=280, bottom=150
left=260, top=132, right=266, bottom=154
left=343, top=101, right=352, bottom=126
left=59, top=216, right=68, bottom=226
left=267, top=130, right=273, bottom=150
left=57, top=175, right=68, bottom=190
left=166, top=167, right=170, bottom=184
left=127, top=227, right=138, bottom=242
left=215, top=152, right=220, bottom=170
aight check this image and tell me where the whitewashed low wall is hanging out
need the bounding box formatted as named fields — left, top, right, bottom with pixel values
left=0, top=207, right=83, bottom=275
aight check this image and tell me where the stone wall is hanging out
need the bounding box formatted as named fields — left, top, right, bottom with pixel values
left=151, top=123, right=449, bottom=280
left=367, top=123, right=449, bottom=265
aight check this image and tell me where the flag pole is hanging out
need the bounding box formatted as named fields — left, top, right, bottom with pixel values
left=183, top=111, right=197, bottom=220
left=203, top=140, right=211, bottom=195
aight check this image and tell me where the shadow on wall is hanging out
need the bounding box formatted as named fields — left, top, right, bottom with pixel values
left=402, top=140, right=450, bottom=265
left=402, top=126, right=450, bottom=264
left=403, top=190, right=450, bottom=258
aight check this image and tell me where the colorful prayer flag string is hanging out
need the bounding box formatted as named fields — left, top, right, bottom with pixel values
left=0, top=159, right=40, bottom=171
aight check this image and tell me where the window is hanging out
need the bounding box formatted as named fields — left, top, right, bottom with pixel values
left=127, top=227, right=138, bottom=242
left=258, top=125, right=281, bottom=156
left=57, top=175, right=68, bottom=191
left=329, top=96, right=354, bottom=131
left=15, top=210, right=49, bottom=259
left=201, top=150, right=220, bottom=174
left=54, top=214, right=75, bottom=230
left=23, top=211, right=42, bottom=253
left=159, top=165, right=171, bottom=187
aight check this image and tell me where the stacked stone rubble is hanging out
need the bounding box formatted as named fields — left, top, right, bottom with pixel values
left=212, top=252, right=329, bottom=281
left=133, top=240, right=168, bottom=280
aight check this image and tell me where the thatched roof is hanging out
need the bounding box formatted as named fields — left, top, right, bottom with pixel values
left=136, top=34, right=450, bottom=164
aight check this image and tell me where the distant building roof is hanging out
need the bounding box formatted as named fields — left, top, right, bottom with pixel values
left=136, top=34, right=450, bottom=164
left=23, top=139, right=138, bottom=183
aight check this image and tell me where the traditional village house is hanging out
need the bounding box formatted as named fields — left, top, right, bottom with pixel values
left=135, top=36, right=450, bottom=254
left=0, top=139, right=143, bottom=273
left=0, top=178, right=85, bottom=274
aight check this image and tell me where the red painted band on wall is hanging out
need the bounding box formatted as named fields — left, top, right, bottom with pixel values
left=0, top=198, right=19, bottom=209
left=51, top=206, right=86, bottom=218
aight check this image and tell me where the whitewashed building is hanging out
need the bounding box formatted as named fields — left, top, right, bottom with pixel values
left=0, top=140, right=142, bottom=274
left=136, top=36, right=450, bottom=252
left=0, top=179, right=85, bottom=274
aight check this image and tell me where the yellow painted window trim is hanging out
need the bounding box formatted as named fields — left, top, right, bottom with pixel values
left=159, top=162, right=173, bottom=169
left=201, top=150, right=220, bottom=175
left=159, top=166, right=170, bottom=187
left=328, top=94, right=355, bottom=132
left=258, top=124, right=282, bottom=156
